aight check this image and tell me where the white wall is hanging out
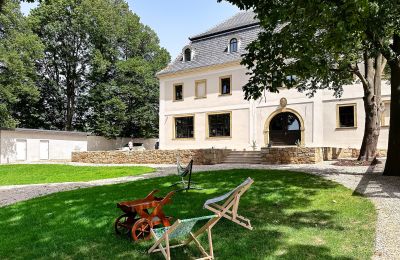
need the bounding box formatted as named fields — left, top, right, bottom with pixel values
left=0, top=130, right=87, bottom=164
left=159, top=64, right=254, bottom=150
left=87, top=136, right=158, bottom=151
left=159, top=64, right=391, bottom=151
left=161, top=108, right=250, bottom=150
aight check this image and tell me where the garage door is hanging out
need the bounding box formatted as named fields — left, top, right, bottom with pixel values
left=16, top=140, right=27, bottom=161
left=40, top=140, right=49, bottom=160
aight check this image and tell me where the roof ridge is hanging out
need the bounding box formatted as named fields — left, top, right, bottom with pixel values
left=190, top=10, right=249, bottom=39
left=189, top=10, right=257, bottom=41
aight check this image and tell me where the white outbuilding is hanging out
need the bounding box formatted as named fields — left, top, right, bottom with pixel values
left=0, top=128, right=88, bottom=164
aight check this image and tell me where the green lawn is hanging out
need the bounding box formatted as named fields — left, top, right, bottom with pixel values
left=0, top=164, right=154, bottom=185
left=0, top=169, right=376, bottom=259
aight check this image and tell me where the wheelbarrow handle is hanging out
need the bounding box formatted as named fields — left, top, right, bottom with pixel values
left=145, top=189, right=160, bottom=200
left=161, top=191, right=175, bottom=204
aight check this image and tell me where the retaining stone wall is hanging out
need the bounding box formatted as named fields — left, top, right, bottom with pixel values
left=71, top=149, right=231, bottom=165
left=261, top=147, right=387, bottom=164
left=322, top=147, right=387, bottom=160
left=261, top=147, right=324, bottom=164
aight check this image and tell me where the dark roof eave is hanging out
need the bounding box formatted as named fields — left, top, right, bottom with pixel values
left=157, top=59, right=242, bottom=77
left=189, top=22, right=260, bottom=41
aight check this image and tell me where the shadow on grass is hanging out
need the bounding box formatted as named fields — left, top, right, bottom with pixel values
left=0, top=169, right=375, bottom=259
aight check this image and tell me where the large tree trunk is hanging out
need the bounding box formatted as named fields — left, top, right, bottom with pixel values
left=358, top=96, right=380, bottom=161
left=0, top=0, right=5, bottom=12
left=357, top=54, right=383, bottom=161
left=65, top=76, right=75, bottom=131
left=383, top=35, right=400, bottom=176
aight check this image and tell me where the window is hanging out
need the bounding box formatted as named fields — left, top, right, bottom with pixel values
left=382, top=101, right=390, bottom=126
left=208, top=112, right=231, bottom=138
left=184, top=48, right=191, bottom=61
left=195, top=80, right=207, bottom=98
left=230, top=38, right=238, bottom=53
left=337, top=104, right=357, bottom=128
left=174, top=84, right=183, bottom=101
left=174, top=116, right=194, bottom=139
left=220, top=76, right=231, bottom=95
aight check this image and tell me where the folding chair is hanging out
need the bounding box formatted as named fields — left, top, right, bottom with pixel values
left=148, top=215, right=219, bottom=260
left=203, top=177, right=254, bottom=230
left=170, top=158, right=201, bottom=192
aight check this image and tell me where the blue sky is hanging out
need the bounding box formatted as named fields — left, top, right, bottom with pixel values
left=21, top=1, right=240, bottom=59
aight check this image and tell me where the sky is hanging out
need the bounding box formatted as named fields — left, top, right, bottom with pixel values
left=20, top=0, right=240, bottom=59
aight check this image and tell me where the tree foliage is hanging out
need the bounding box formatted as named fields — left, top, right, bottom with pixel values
left=0, top=0, right=43, bottom=128
left=220, top=0, right=400, bottom=173
left=26, top=0, right=169, bottom=137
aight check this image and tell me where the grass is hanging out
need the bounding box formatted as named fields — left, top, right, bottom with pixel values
left=0, top=169, right=376, bottom=259
left=0, top=164, right=154, bottom=185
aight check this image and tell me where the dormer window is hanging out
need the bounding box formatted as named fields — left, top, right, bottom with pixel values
left=229, top=38, right=238, bottom=53
left=184, top=48, right=192, bottom=62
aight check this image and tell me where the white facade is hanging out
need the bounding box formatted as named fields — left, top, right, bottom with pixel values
left=157, top=11, right=391, bottom=151
left=87, top=136, right=158, bottom=151
left=158, top=61, right=391, bottom=151
left=0, top=129, right=88, bottom=164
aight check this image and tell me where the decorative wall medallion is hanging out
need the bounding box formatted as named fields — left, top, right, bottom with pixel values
left=280, top=97, right=288, bottom=108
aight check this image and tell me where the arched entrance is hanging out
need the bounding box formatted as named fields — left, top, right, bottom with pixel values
left=264, top=109, right=305, bottom=146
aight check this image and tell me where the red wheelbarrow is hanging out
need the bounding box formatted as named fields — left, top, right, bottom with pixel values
left=114, top=190, right=175, bottom=241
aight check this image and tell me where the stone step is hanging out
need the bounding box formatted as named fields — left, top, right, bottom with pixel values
left=224, top=156, right=262, bottom=160
left=223, top=159, right=262, bottom=162
left=228, top=151, right=261, bottom=154
left=222, top=160, right=262, bottom=164
left=222, top=151, right=263, bottom=164
left=224, top=157, right=262, bottom=161
left=225, top=154, right=261, bottom=158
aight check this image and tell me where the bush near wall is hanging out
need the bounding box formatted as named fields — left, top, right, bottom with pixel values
left=72, top=149, right=231, bottom=165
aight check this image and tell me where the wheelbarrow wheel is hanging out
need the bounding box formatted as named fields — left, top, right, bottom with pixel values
left=132, top=218, right=153, bottom=241
left=114, top=213, right=136, bottom=236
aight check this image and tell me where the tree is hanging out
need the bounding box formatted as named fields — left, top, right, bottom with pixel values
left=368, top=1, right=400, bottom=176
left=82, top=0, right=170, bottom=138
left=0, top=0, right=43, bottom=128
left=28, top=0, right=169, bottom=135
left=0, top=0, right=41, bottom=12
left=220, top=0, right=400, bottom=174
left=29, top=0, right=94, bottom=131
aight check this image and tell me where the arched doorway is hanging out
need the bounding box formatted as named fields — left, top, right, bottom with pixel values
left=268, top=112, right=302, bottom=146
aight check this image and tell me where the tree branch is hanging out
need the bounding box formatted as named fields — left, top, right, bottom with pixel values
left=353, top=63, right=369, bottom=87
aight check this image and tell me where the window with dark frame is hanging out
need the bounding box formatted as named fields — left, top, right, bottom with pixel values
left=184, top=48, right=191, bottom=61
left=230, top=38, right=238, bottom=53
left=174, top=84, right=183, bottom=101
left=220, top=77, right=231, bottom=95
left=338, top=105, right=356, bottom=128
left=208, top=113, right=231, bottom=137
left=175, top=116, right=194, bottom=138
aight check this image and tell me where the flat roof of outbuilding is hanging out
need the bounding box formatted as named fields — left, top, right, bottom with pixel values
left=0, top=128, right=89, bottom=136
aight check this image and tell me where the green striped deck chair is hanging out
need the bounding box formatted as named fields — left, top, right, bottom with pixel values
left=204, top=177, right=254, bottom=230
left=148, top=215, right=219, bottom=260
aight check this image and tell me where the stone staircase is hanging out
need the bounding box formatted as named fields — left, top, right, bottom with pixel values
left=222, top=151, right=263, bottom=164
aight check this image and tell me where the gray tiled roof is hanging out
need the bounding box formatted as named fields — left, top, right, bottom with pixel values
left=157, top=11, right=260, bottom=76
left=190, top=11, right=259, bottom=40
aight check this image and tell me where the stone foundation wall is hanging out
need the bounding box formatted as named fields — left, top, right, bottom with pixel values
left=322, top=147, right=387, bottom=160
left=71, top=149, right=230, bottom=165
left=261, top=147, right=324, bottom=164
left=261, top=146, right=387, bottom=165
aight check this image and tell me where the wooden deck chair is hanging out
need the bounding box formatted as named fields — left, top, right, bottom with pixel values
left=170, top=158, right=201, bottom=192
left=148, top=215, right=219, bottom=260
left=203, top=177, right=254, bottom=230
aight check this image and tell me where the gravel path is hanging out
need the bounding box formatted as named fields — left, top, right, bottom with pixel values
left=0, top=161, right=399, bottom=259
